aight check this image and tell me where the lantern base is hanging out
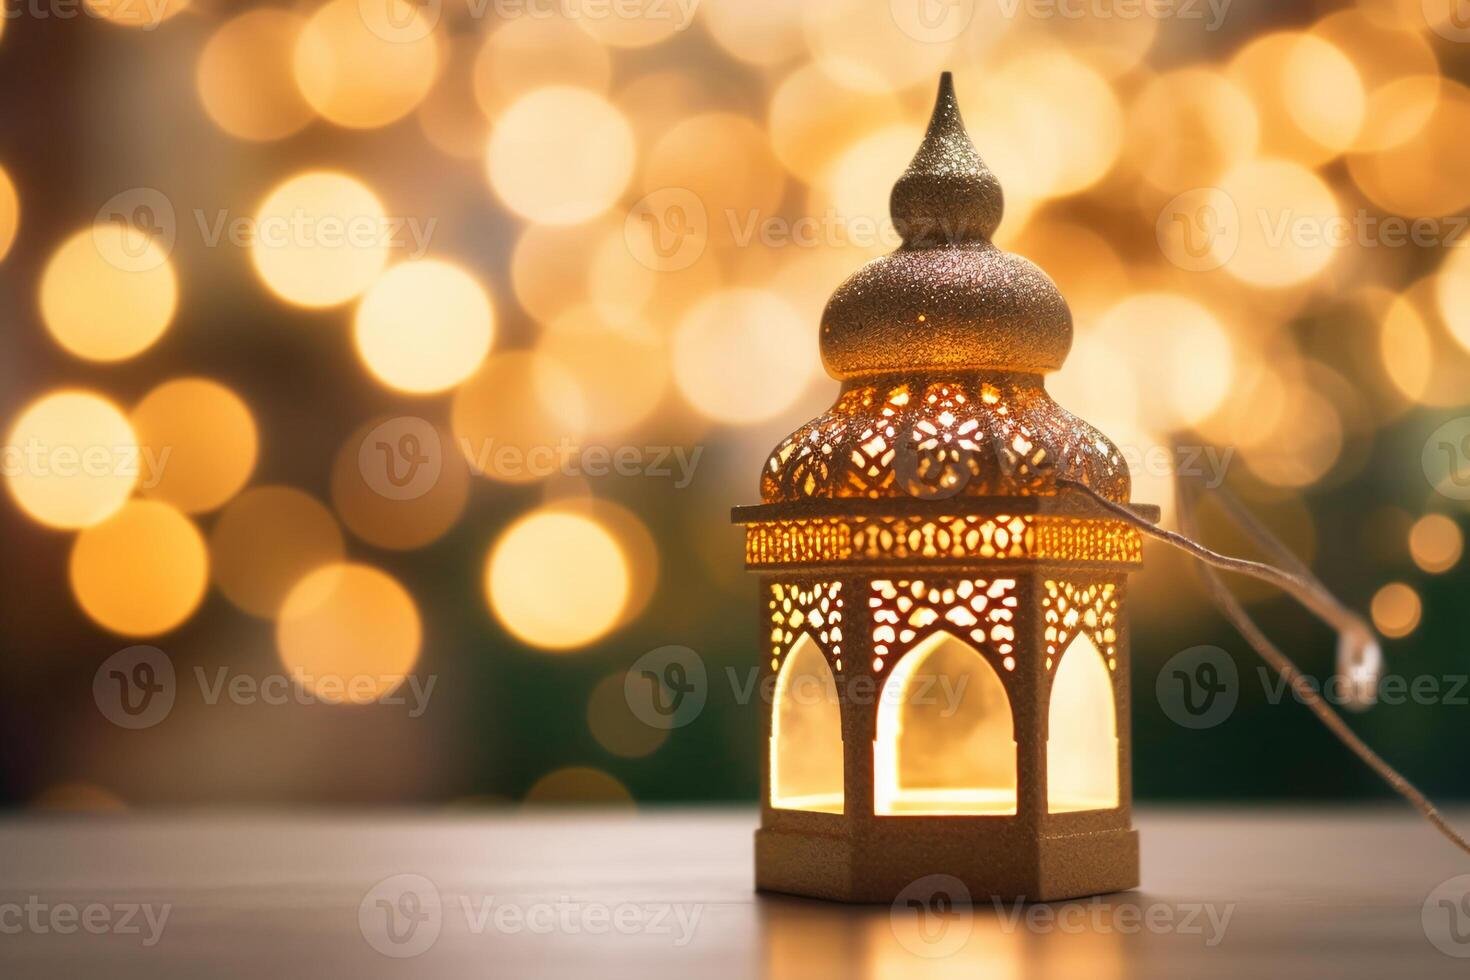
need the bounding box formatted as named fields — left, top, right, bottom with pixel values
left=754, top=824, right=1139, bottom=903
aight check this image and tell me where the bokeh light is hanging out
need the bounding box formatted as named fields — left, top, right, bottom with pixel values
left=4, top=390, right=137, bottom=530
left=486, top=509, right=631, bottom=651
left=0, top=163, right=17, bottom=261
left=538, top=306, right=668, bottom=438
left=209, top=486, right=344, bottom=618
left=451, top=351, right=589, bottom=484
left=83, top=0, right=189, bottom=28
left=472, top=16, right=612, bottom=119
left=1215, top=159, right=1342, bottom=288
left=587, top=673, right=668, bottom=758
left=130, top=378, right=257, bottom=514
left=768, top=65, right=904, bottom=184
left=1408, top=514, right=1463, bottom=573
left=524, top=767, right=634, bottom=807
left=1228, top=32, right=1365, bottom=166
left=197, top=9, right=314, bottom=142
left=672, top=289, right=815, bottom=425
left=1125, top=69, right=1259, bottom=193
left=485, top=87, right=634, bottom=225
left=70, top=500, right=208, bottom=636
left=331, top=418, right=470, bottom=550
left=1370, top=582, right=1422, bottom=638
left=701, top=0, right=804, bottom=67
left=1094, top=294, right=1233, bottom=428
left=354, top=259, right=495, bottom=394
left=251, top=171, right=389, bottom=308
left=40, top=226, right=177, bottom=361
left=293, top=0, right=439, bottom=129
left=277, top=563, right=421, bottom=703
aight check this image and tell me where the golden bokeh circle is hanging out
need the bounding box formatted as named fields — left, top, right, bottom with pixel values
left=1370, top=582, right=1421, bottom=638
left=537, top=306, right=668, bottom=438
left=70, top=499, right=208, bottom=636
left=331, top=417, right=470, bottom=550
left=293, top=0, right=439, bottom=129
left=277, top=563, right=421, bottom=703
left=209, top=486, right=345, bottom=618
left=485, top=509, right=631, bottom=651
left=1125, top=69, right=1259, bottom=193
left=472, top=16, right=612, bottom=119
left=451, top=350, right=590, bottom=484
left=672, top=288, right=815, bottom=425
left=1228, top=32, right=1365, bottom=166
left=354, top=259, right=494, bottom=394
left=0, top=163, right=17, bottom=261
left=83, top=0, right=189, bottom=27
left=524, top=766, right=634, bottom=806
left=251, top=171, right=390, bottom=308
left=587, top=673, right=668, bottom=759
left=40, top=226, right=176, bottom=361
left=4, top=390, right=138, bottom=530
left=1408, top=514, right=1463, bottom=573
left=1215, top=158, right=1342, bottom=288
left=197, top=9, right=314, bottom=141
left=768, top=65, right=904, bottom=184
left=131, top=378, right=258, bottom=514
left=486, top=87, right=634, bottom=225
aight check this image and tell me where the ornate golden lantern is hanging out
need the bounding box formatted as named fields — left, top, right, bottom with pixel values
left=732, top=74, right=1158, bottom=902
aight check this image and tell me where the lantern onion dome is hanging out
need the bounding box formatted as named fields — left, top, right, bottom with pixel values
left=821, top=72, right=1073, bottom=380
left=762, top=72, right=1131, bottom=505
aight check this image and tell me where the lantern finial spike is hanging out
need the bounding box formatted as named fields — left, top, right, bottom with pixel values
left=891, top=71, right=1004, bottom=247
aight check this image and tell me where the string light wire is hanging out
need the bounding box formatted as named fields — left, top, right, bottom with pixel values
left=1056, top=464, right=1470, bottom=860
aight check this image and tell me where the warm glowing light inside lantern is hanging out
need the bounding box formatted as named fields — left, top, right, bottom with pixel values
left=354, top=259, right=495, bottom=394
left=293, top=0, right=439, bottom=129
left=770, top=635, right=844, bottom=814
left=197, top=10, right=314, bottom=141
left=70, top=500, right=208, bottom=636
left=4, top=390, right=138, bottom=529
left=1047, top=634, right=1120, bottom=813
left=874, top=632, right=1017, bottom=816
left=276, top=563, right=421, bottom=703
left=251, top=171, right=389, bottom=308
left=485, top=87, right=634, bottom=225
left=40, top=226, right=177, bottom=361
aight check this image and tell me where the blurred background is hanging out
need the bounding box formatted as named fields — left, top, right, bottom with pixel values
left=2, top=0, right=1469, bottom=811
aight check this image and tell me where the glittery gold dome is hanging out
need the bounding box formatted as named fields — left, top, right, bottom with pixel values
left=820, top=72, right=1071, bottom=380
left=762, top=73, right=1131, bottom=505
